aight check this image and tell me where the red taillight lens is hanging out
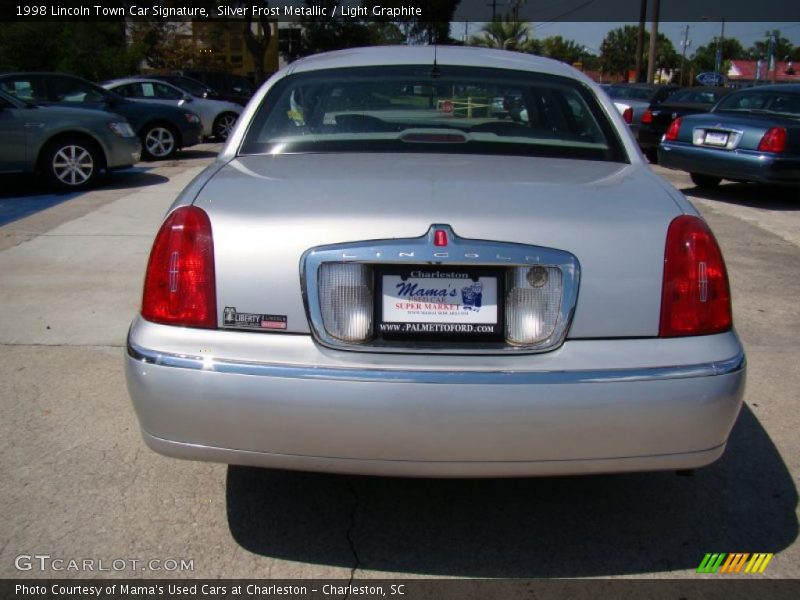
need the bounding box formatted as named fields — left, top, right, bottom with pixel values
left=664, top=117, right=682, bottom=141
left=660, top=215, right=731, bottom=337
left=757, top=127, right=786, bottom=153
left=142, top=206, right=216, bottom=328
left=622, top=107, right=633, bottom=124
left=642, top=109, right=653, bottom=124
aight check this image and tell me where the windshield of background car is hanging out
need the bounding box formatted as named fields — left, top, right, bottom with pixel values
left=669, top=89, right=725, bottom=104
left=715, top=90, right=800, bottom=117
left=606, top=86, right=653, bottom=101
left=240, top=66, right=627, bottom=162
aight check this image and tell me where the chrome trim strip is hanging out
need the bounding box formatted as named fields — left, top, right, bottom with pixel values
left=127, top=340, right=745, bottom=385
left=299, top=224, right=581, bottom=355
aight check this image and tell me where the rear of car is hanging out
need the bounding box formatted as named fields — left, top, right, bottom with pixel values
left=659, top=85, right=800, bottom=186
left=126, top=47, right=745, bottom=477
left=638, top=87, right=732, bottom=161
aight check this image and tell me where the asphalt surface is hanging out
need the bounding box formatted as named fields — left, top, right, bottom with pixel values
left=0, top=147, right=798, bottom=580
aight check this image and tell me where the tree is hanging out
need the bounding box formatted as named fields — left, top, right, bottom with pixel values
left=691, top=37, right=745, bottom=73
left=296, top=1, right=372, bottom=59
left=600, top=25, right=679, bottom=80
left=402, top=0, right=460, bottom=44
left=467, top=19, right=540, bottom=53
left=748, top=30, right=796, bottom=61
left=540, top=36, right=587, bottom=64
left=128, top=21, right=195, bottom=71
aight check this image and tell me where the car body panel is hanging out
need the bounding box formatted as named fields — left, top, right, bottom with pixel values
left=126, top=318, right=744, bottom=476
left=0, top=90, right=140, bottom=174
left=198, top=153, right=679, bottom=339
left=126, top=46, right=745, bottom=477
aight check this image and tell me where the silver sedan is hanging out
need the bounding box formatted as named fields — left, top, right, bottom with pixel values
left=126, top=46, right=745, bottom=477
left=103, top=78, right=241, bottom=141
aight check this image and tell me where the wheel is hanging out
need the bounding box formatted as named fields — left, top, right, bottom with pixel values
left=690, top=173, right=722, bottom=189
left=142, top=123, right=178, bottom=159
left=213, top=112, right=238, bottom=141
left=42, top=137, right=101, bottom=190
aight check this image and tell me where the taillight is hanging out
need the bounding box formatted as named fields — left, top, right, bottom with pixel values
left=642, top=109, right=653, bottom=124
left=660, top=215, right=731, bottom=337
left=664, top=117, right=682, bottom=141
left=142, top=206, right=216, bottom=328
left=622, top=107, right=633, bottom=124
left=757, top=127, right=786, bottom=153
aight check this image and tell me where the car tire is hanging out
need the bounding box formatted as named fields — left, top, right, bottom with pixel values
left=142, top=123, right=178, bottom=160
left=690, top=173, right=722, bottom=189
left=213, top=112, right=238, bottom=141
left=42, top=137, right=102, bottom=190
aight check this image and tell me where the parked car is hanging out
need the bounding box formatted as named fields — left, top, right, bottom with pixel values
left=126, top=46, right=745, bottom=478
left=0, top=90, right=140, bottom=189
left=638, top=86, right=733, bottom=162
left=167, top=69, right=255, bottom=106
left=604, top=84, right=678, bottom=138
left=659, top=84, right=800, bottom=187
left=146, top=74, right=216, bottom=99
left=103, top=78, right=242, bottom=141
left=0, top=72, right=203, bottom=159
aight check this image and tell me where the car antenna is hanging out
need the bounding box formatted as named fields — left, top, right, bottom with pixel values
left=429, top=44, right=440, bottom=78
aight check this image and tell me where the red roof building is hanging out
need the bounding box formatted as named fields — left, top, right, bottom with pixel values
left=727, top=60, right=800, bottom=84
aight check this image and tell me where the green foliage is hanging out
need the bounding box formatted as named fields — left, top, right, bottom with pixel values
left=540, top=36, right=587, bottom=65
left=600, top=25, right=679, bottom=78
left=691, top=38, right=746, bottom=73
left=748, top=30, right=798, bottom=61
left=0, top=22, right=138, bottom=80
left=467, top=19, right=539, bottom=53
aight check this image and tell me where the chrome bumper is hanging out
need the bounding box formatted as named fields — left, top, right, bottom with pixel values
left=125, top=317, right=746, bottom=477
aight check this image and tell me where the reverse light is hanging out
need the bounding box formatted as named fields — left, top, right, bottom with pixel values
left=141, top=206, right=217, bottom=328
left=659, top=215, right=731, bottom=337
left=757, top=127, right=786, bottom=153
left=319, top=263, right=373, bottom=342
left=622, top=107, right=633, bottom=124
left=664, top=117, right=682, bottom=141
left=505, top=266, right=563, bottom=345
left=642, top=109, right=653, bottom=124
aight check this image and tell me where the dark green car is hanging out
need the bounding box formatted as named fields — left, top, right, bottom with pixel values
left=0, top=90, right=141, bottom=189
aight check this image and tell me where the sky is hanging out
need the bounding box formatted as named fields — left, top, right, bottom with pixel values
left=451, top=22, right=800, bottom=57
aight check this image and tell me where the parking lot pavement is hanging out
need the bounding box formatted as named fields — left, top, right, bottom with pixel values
left=0, top=154, right=798, bottom=580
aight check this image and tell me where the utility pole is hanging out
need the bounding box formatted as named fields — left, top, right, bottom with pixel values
left=714, top=17, right=726, bottom=74
left=635, top=0, right=647, bottom=82
left=487, top=0, right=501, bottom=21
left=769, top=31, right=778, bottom=84
left=679, top=25, right=691, bottom=86
left=646, top=0, right=661, bottom=84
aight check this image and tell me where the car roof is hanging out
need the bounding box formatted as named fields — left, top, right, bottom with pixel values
left=734, top=83, right=800, bottom=93
left=286, top=45, right=582, bottom=80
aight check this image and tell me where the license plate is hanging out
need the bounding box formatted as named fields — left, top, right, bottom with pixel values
left=379, top=268, right=500, bottom=337
left=704, top=131, right=729, bottom=146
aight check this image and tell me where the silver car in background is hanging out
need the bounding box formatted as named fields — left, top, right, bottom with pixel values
left=126, top=47, right=745, bottom=478
left=103, top=78, right=241, bottom=141
left=0, top=90, right=140, bottom=189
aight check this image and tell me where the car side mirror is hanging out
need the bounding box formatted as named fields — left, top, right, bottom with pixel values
left=181, top=94, right=193, bottom=102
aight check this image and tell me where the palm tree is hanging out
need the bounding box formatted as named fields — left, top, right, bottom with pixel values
left=468, top=19, right=539, bottom=53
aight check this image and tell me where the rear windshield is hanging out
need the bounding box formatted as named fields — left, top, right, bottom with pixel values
left=240, top=65, right=627, bottom=162
left=715, top=90, right=800, bottom=117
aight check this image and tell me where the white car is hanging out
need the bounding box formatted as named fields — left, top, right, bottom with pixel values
left=103, top=78, right=241, bottom=140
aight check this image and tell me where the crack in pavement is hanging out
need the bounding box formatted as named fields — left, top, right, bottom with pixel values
left=343, top=478, right=362, bottom=600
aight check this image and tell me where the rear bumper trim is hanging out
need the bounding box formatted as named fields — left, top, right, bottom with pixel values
left=127, top=338, right=745, bottom=385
